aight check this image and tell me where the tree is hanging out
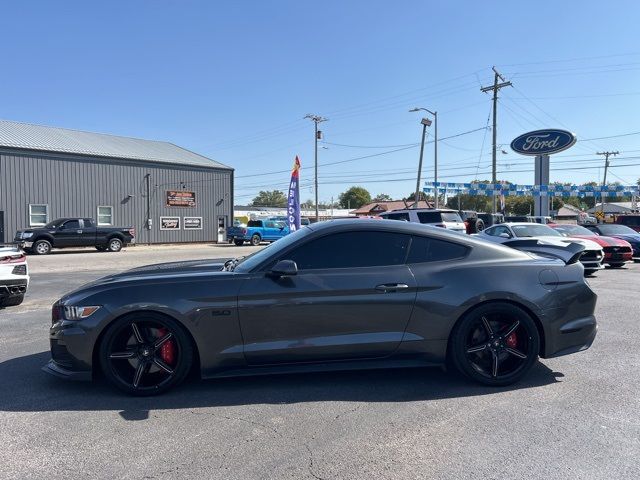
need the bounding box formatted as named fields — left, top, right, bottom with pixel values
left=372, top=193, right=392, bottom=202
left=250, top=190, right=287, bottom=207
left=339, top=186, right=371, bottom=209
left=406, top=191, right=429, bottom=202
left=505, top=196, right=534, bottom=215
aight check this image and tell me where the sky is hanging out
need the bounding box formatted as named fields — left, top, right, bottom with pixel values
left=1, top=1, right=640, bottom=205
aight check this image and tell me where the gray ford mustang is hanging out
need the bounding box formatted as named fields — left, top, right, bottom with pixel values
left=45, top=219, right=597, bottom=395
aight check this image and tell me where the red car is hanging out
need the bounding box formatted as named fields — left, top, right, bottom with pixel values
left=550, top=224, right=633, bottom=267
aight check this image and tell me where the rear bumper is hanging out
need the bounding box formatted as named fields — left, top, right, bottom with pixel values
left=0, top=278, right=29, bottom=299
left=543, top=315, right=597, bottom=358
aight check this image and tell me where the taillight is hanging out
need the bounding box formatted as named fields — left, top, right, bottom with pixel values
left=0, top=254, right=25, bottom=264
left=241, top=228, right=247, bottom=234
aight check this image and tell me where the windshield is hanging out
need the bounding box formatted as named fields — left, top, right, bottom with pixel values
left=598, top=224, right=637, bottom=235
left=553, top=225, right=594, bottom=236
left=234, top=227, right=313, bottom=272
left=43, top=220, right=64, bottom=228
left=511, top=224, right=562, bottom=238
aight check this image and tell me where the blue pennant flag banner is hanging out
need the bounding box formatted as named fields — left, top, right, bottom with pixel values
left=287, top=156, right=301, bottom=231
left=423, top=182, right=639, bottom=198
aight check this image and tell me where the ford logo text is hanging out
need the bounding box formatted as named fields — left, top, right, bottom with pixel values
left=510, top=129, right=576, bottom=156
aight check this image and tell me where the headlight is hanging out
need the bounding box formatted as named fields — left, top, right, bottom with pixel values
left=22, top=232, right=33, bottom=239
left=63, top=305, right=101, bottom=320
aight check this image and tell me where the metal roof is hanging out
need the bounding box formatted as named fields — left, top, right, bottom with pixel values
left=0, top=119, right=231, bottom=170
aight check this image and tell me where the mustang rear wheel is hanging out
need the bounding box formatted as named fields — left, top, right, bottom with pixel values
left=450, top=303, right=539, bottom=386
left=99, top=313, right=193, bottom=395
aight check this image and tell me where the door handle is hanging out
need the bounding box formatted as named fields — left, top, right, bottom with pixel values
left=375, top=283, right=409, bottom=293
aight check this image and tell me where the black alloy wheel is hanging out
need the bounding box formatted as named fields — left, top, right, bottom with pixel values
left=99, top=313, right=193, bottom=395
left=33, top=240, right=52, bottom=255
left=107, top=238, right=123, bottom=252
left=250, top=234, right=261, bottom=246
left=451, top=303, right=539, bottom=386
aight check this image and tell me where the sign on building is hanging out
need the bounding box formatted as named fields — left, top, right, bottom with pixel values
left=166, top=190, right=196, bottom=207
left=183, top=217, right=203, bottom=230
left=160, top=216, right=181, bottom=230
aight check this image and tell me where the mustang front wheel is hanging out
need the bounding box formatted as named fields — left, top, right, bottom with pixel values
left=99, top=313, right=193, bottom=395
left=450, top=303, right=539, bottom=386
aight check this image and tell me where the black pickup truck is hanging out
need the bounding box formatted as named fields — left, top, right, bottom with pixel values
left=14, top=218, right=135, bottom=255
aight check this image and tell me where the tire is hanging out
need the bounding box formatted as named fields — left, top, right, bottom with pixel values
left=250, top=234, right=261, bottom=246
left=1, top=294, right=24, bottom=307
left=33, top=240, right=52, bottom=255
left=107, top=237, right=123, bottom=252
left=450, top=303, right=540, bottom=386
left=234, top=239, right=245, bottom=246
left=474, top=219, right=485, bottom=232
left=99, top=313, right=193, bottom=396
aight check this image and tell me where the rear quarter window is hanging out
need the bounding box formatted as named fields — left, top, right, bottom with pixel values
left=416, top=212, right=441, bottom=223
left=407, top=236, right=469, bottom=263
left=385, top=212, right=410, bottom=221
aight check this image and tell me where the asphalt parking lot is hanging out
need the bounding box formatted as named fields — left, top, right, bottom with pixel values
left=1, top=245, right=639, bottom=480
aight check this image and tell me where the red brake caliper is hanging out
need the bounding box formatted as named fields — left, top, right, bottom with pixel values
left=505, top=331, right=518, bottom=348
left=157, top=328, right=176, bottom=365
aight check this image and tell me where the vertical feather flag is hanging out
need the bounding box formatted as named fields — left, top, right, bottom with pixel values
left=288, top=156, right=301, bottom=231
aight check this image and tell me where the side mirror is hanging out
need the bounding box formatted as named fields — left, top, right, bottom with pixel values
left=269, top=259, right=298, bottom=277
left=499, top=232, right=511, bottom=239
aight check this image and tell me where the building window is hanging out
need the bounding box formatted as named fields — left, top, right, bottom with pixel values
left=29, top=204, right=48, bottom=226
left=97, top=206, right=113, bottom=225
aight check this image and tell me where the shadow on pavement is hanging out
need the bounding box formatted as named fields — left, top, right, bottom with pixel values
left=0, top=352, right=563, bottom=418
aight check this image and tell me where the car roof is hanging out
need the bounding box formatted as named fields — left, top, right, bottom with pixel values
left=381, top=208, right=458, bottom=214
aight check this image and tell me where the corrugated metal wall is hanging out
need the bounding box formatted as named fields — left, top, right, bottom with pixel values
left=0, top=149, right=233, bottom=244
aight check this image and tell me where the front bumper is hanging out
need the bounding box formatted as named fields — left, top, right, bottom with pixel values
left=42, top=359, right=92, bottom=381
left=44, top=319, right=96, bottom=382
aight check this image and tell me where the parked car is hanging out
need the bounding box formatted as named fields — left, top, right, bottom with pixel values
left=0, top=245, right=29, bottom=307
left=584, top=224, right=640, bottom=261
left=227, top=219, right=289, bottom=246
left=14, top=218, right=135, bottom=255
left=532, top=216, right=553, bottom=224
left=477, top=213, right=505, bottom=228
left=458, top=210, right=485, bottom=234
left=550, top=224, right=633, bottom=268
left=270, top=216, right=311, bottom=226
left=44, top=219, right=597, bottom=395
left=504, top=215, right=535, bottom=223
left=478, top=223, right=604, bottom=274
left=615, top=215, right=640, bottom=232
left=379, top=208, right=466, bottom=233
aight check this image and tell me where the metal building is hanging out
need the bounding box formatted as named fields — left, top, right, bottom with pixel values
left=0, top=120, right=233, bottom=244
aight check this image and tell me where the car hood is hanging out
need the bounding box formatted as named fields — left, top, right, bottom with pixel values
left=516, top=236, right=602, bottom=251
left=569, top=235, right=632, bottom=247
left=608, top=233, right=640, bottom=244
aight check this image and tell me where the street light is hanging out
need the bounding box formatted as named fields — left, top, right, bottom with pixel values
left=304, top=114, right=328, bottom=222
left=409, top=107, right=438, bottom=208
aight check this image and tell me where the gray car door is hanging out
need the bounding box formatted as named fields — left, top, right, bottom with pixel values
left=237, top=231, right=417, bottom=365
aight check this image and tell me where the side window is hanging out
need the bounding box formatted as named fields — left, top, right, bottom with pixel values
left=264, top=221, right=274, bottom=228
left=416, top=212, right=440, bottom=224
left=385, top=212, right=410, bottom=221
left=484, top=226, right=498, bottom=236
left=407, top=236, right=469, bottom=263
left=29, top=204, right=48, bottom=226
left=284, top=231, right=410, bottom=270
left=83, top=218, right=96, bottom=228
left=63, top=220, right=81, bottom=230
left=489, top=226, right=510, bottom=237
left=97, top=206, right=113, bottom=226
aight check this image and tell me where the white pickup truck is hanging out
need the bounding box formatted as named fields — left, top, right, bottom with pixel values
left=0, top=245, right=29, bottom=307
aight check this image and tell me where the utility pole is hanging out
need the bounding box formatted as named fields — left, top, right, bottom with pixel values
left=304, top=114, right=328, bottom=222
left=596, top=150, right=619, bottom=219
left=409, top=108, right=436, bottom=207
left=481, top=67, right=512, bottom=213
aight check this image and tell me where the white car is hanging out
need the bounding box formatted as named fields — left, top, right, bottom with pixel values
left=478, top=223, right=604, bottom=274
left=0, top=245, right=29, bottom=307
left=379, top=208, right=467, bottom=233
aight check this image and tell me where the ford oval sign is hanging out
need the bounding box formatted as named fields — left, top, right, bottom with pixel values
left=510, top=129, right=577, bottom=156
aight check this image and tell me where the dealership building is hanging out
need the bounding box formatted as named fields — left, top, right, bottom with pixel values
left=0, top=120, right=233, bottom=244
